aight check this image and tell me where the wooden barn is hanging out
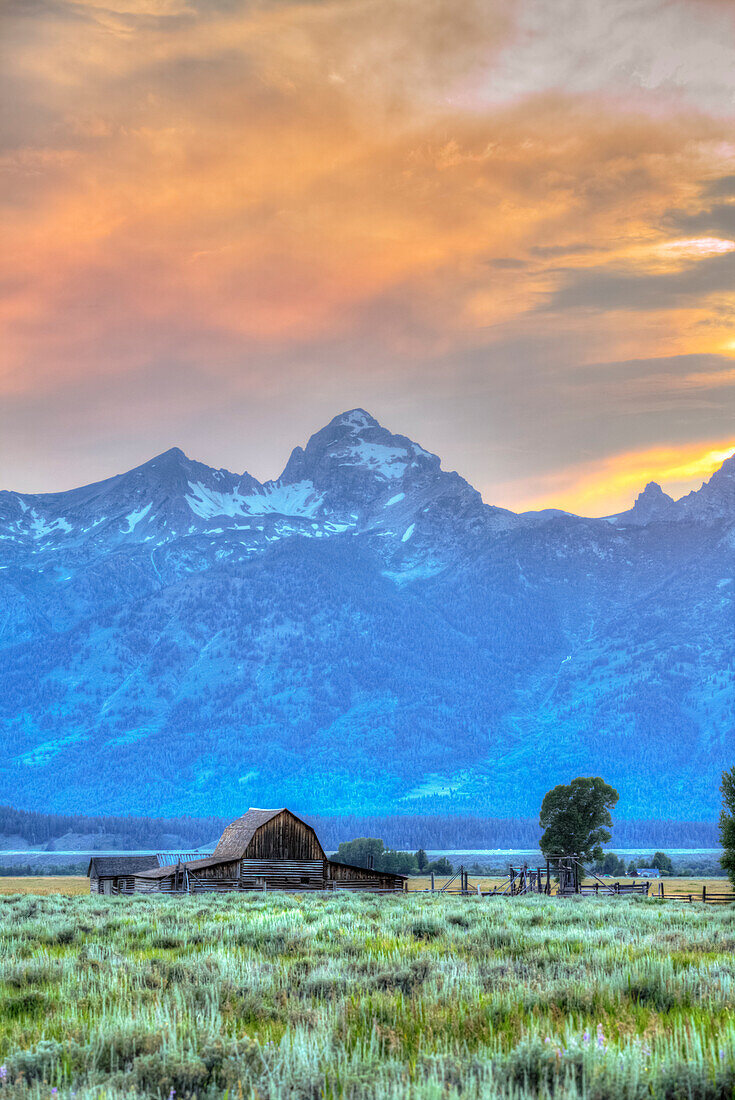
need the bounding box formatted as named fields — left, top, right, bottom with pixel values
left=128, top=808, right=406, bottom=895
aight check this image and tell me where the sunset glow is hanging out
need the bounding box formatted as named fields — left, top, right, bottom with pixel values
left=2, top=0, right=735, bottom=511
left=502, top=440, right=735, bottom=517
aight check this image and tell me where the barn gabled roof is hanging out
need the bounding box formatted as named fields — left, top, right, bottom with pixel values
left=212, top=807, right=285, bottom=858
left=212, top=807, right=323, bottom=860
left=87, top=855, right=158, bottom=877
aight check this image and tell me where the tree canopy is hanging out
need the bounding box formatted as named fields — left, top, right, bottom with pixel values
left=719, top=766, right=735, bottom=886
left=330, top=838, right=454, bottom=876
left=539, top=777, right=619, bottom=862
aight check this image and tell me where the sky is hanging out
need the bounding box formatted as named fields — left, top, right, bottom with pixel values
left=2, top=0, right=735, bottom=516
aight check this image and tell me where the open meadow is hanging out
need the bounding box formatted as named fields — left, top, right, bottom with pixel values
left=0, top=891, right=734, bottom=1099
left=2, top=875, right=730, bottom=897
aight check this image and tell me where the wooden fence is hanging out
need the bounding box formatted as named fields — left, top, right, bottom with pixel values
left=652, top=882, right=735, bottom=904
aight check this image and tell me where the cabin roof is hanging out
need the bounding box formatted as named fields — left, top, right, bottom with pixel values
left=87, top=855, right=158, bottom=877
left=212, top=807, right=323, bottom=860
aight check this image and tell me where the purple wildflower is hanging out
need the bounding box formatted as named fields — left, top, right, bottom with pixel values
left=0, top=1066, right=7, bottom=1080
left=596, top=1024, right=606, bottom=1050
left=582, top=1029, right=590, bottom=1046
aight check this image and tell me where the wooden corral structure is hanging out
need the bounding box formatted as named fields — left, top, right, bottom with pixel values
left=478, top=857, right=650, bottom=899
left=88, top=809, right=406, bottom=896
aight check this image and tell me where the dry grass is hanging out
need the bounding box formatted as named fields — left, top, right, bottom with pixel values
left=408, top=874, right=732, bottom=895
left=0, top=875, right=88, bottom=896
left=1, top=874, right=731, bottom=899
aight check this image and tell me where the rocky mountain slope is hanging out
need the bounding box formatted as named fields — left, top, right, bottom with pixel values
left=1, top=410, right=732, bottom=819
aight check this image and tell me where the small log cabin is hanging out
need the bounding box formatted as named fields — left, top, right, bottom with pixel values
left=87, top=852, right=204, bottom=895
left=88, top=855, right=157, bottom=895
left=88, top=808, right=407, bottom=895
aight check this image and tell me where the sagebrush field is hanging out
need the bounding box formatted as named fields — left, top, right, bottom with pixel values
left=1, top=892, right=734, bottom=1099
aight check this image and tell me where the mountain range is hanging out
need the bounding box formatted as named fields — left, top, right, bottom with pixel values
left=1, top=409, right=733, bottom=820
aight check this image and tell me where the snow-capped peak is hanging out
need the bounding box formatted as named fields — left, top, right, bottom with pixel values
left=331, top=409, right=380, bottom=434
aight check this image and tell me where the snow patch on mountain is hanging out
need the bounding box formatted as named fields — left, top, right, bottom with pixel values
left=338, top=409, right=377, bottom=433
left=30, top=513, right=72, bottom=539
left=244, top=481, right=324, bottom=518
left=123, top=503, right=152, bottom=533
left=341, top=442, right=411, bottom=479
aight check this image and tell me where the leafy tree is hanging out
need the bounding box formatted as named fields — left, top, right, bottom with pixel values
left=331, top=837, right=420, bottom=875
left=381, top=849, right=418, bottom=874
left=539, top=777, right=619, bottom=862
left=415, top=848, right=429, bottom=872
left=627, top=861, right=638, bottom=876
left=332, top=838, right=384, bottom=869
left=719, top=766, right=735, bottom=886
left=426, top=857, right=453, bottom=875
left=594, top=852, right=625, bottom=876
left=651, top=851, right=674, bottom=875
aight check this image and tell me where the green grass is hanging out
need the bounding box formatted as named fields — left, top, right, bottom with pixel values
left=0, top=893, right=734, bottom=1098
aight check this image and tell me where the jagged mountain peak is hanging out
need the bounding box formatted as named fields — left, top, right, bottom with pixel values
left=676, top=449, right=735, bottom=522
left=280, top=409, right=440, bottom=490
left=632, top=481, right=675, bottom=512
left=609, top=481, right=675, bottom=525
left=328, top=408, right=381, bottom=433
left=702, top=450, right=735, bottom=484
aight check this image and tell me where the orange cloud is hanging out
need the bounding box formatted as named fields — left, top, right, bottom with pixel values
left=2, top=0, right=735, bottom=492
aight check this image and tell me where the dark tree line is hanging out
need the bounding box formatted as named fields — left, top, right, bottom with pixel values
left=0, top=804, right=720, bottom=851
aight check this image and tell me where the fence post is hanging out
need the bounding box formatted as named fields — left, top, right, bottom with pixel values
left=703, top=885, right=706, bottom=903
left=431, top=871, right=435, bottom=893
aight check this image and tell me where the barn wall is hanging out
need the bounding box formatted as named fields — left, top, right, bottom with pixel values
left=192, top=861, right=239, bottom=881
left=239, top=859, right=325, bottom=891
left=327, top=860, right=405, bottom=892
left=244, top=811, right=324, bottom=861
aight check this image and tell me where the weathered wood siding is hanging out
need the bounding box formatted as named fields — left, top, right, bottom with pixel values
left=244, top=810, right=324, bottom=861
left=92, top=875, right=137, bottom=895
left=327, top=860, right=405, bottom=892
left=191, top=860, right=240, bottom=881
left=239, top=859, right=325, bottom=891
